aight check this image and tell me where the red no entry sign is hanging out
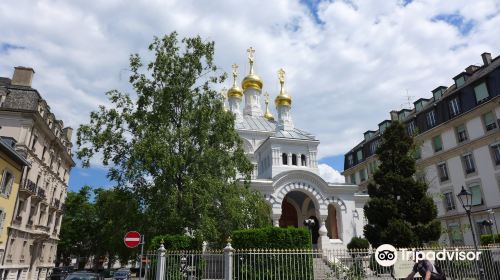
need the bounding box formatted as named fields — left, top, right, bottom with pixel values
left=124, top=231, right=141, bottom=248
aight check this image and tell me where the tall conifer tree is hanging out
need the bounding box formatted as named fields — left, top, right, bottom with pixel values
left=364, top=122, right=440, bottom=247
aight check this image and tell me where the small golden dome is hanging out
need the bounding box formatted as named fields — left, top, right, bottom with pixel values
left=263, top=92, right=274, bottom=121
left=242, top=47, right=263, bottom=91
left=227, top=64, right=243, bottom=99
left=274, top=68, right=292, bottom=107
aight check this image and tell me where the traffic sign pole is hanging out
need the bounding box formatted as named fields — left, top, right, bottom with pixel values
left=139, top=235, right=144, bottom=280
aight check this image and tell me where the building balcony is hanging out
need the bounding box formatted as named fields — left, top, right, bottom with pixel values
left=37, top=188, right=47, bottom=200
left=35, top=224, right=50, bottom=233
left=20, top=179, right=37, bottom=194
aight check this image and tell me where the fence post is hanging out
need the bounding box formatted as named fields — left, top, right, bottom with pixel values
left=156, top=241, right=166, bottom=280
left=224, top=238, right=234, bottom=280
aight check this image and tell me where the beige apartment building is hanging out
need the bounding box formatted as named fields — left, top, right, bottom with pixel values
left=343, top=52, right=500, bottom=246
left=0, top=67, right=74, bottom=280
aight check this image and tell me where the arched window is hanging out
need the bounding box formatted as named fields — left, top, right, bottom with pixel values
left=282, top=153, right=288, bottom=165
left=326, top=204, right=339, bottom=239
left=301, top=154, right=307, bottom=166
left=292, top=154, right=297, bottom=166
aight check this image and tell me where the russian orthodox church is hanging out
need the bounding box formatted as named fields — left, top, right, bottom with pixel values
left=225, top=48, right=369, bottom=250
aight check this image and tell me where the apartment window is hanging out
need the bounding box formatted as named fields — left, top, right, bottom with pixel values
left=483, top=111, right=497, bottom=131
left=359, top=169, right=366, bottom=182
left=448, top=224, right=464, bottom=245
left=350, top=174, right=356, bottom=184
left=462, top=153, right=476, bottom=174
left=456, top=125, right=468, bottom=143
left=469, top=185, right=483, bottom=206
left=41, top=146, right=47, bottom=160
left=491, top=143, right=500, bottom=165
left=426, top=110, right=437, bottom=128
left=443, top=192, right=456, bottom=211
left=407, top=121, right=416, bottom=136
left=31, top=135, right=38, bottom=151
left=455, top=76, right=466, bottom=87
left=16, top=200, right=24, bottom=218
left=282, top=153, right=288, bottom=165
left=347, top=155, right=353, bottom=166
left=356, top=150, right=363, bottom=162
left=437, top=162, right=449, bottom=182
left=0, top=169, right=14, bottom=196
left=448, top=97, right=461, bottom=117
left=370, top=140, right=378, bottom=155
left=432, top=135, right=443, bottom=152
left=474, top=82, right=489, bottom=103
left=0, top=208, right=6, bottom=232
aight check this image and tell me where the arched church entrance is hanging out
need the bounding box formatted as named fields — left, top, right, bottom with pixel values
left=278, top=191, right=319, bottom=244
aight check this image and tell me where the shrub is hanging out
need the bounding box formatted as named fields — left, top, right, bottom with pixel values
left=232, top=227, right=313, bottom=279
left=149, top=234, right=201, bottom=251
left=480, top=233, right=500, bottom=245
left=232, top=227, right=311, bottom=249
left=347, top=237, right=369, bottom=250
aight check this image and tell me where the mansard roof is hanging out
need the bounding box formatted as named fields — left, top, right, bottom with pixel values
left=236, top=115, right=316, bottom=140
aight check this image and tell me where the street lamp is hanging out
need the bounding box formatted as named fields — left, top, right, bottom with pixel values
left=457, top=186, right=485, bottom=279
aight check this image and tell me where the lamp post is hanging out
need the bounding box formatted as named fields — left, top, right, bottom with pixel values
left=457, top=186, right=485, bottom=279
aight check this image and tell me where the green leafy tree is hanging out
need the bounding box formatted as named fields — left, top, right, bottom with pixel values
left=58, top=186, right=97, bottom=269
left=93, top=188, right=143, bottom=268
left=76, top=32, right=270, bottom=244
left=364, top=121, right=440, bottom=247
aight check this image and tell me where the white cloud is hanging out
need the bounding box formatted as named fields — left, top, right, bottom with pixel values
left=1, top=0, right=499, bottom=164
left=318, top=163, right=345, bottom=183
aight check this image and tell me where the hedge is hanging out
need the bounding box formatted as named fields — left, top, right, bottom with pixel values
left=232, top=226, right=311, bottom=249
left=347, top=237, right=370, bottom=250
left=148, top=234, right=201, bottom=251
left=480, top=233, right=500, bottom=245
left=232, top=227, right=313, bottom=279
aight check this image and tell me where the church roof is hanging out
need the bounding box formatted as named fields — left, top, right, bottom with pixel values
left=236, top=115, right=316, bottom=140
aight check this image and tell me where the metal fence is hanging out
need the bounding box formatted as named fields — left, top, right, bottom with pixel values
left=142, top=243, right=500, bottom=280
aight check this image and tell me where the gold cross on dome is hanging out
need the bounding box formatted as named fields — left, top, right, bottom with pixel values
left=247, top=47, right=255, bottom=62
left=264, top=92, right=270, bottom=104
left=278, top=68, right=286, bottom=83
left=231, top=64, right=238, bottom=77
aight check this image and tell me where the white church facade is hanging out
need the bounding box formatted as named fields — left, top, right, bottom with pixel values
left=226, top=48, right=369, bottom=250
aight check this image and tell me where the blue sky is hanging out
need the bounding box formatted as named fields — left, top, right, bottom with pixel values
left=1, top=0, right=499, bottom=192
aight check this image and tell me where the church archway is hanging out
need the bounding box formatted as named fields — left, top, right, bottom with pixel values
left=278, top=191, right=320, bottom=244
left=279, top=198, right=298, bottom=227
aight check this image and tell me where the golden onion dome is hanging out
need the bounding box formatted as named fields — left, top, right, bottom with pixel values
left=242, top=47, right=263, bottom=91
left=227, top=64, right=243, bottom=99
left=274, top=68, right=292, bottom=107
left=263, top=92, right=274, bottom=121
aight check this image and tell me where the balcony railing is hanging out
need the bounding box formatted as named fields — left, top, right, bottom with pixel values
left=35, top=224, right=50, bottom=233
left=37, top=188, right=46, bottom=200
left=53, top=199, right=60, bottom=209
left=21, top=179, right=37, bottom=193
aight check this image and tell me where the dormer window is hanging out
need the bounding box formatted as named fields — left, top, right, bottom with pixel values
left=432, top=86, right=447, bottom=101
left=378, top=120, right=391, bottom=134
left=414, top=98, right=429, bottom=113
left=455, top=76, right=466, bottom=87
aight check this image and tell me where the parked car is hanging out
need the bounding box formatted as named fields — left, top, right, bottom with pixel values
left=65, top=271, right=104, bottom=280
left=50, top=266, right=75, bottom=280
left=112, top=269, right=130, bottom=280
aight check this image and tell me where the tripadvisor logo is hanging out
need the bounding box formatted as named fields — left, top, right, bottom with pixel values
left=375, top=244, right=482, bottom=267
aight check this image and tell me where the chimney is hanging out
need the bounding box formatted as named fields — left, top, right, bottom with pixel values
left=11, top=66, right=35, bottom=87
left=481, top=52, right=492, bottom=66
left=465, top=65, right=480, bottom=74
